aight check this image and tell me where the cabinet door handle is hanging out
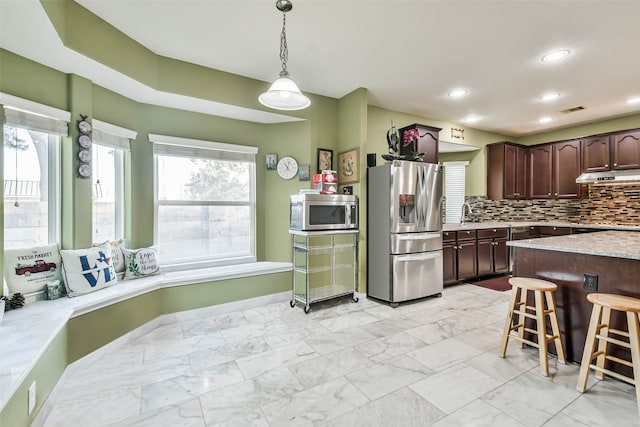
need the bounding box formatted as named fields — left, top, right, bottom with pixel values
left=548, top=192, right=551, bottom=196
left=605, top=164, right=609, bottom=167
left=554, top=192, right=558, bottom=196
left=614, top=163, right=618, bottom=166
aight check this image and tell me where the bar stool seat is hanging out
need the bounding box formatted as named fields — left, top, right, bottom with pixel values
left=576, top=293, right=640, bottom=416
left=500, top=277, right=566, bottom=376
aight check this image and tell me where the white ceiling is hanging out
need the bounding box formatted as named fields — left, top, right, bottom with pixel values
left=2, top=0, right=640, bottom=137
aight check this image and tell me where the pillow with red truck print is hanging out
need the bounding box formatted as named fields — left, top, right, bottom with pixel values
left=3, top=243, right=63, bottom=295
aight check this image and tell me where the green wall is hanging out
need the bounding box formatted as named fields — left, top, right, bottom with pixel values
left=516, top=113, right=640, bottom=146
left=365, top=105, right=512, bottom=196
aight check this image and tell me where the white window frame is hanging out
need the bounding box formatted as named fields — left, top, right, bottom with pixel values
left=149, top=134, right=258, bottom=270
left=443, top=161, right=469, bottom=224
left=91, top=119, right=136, bottom=242
left=1, top=93, right=69, bottom=246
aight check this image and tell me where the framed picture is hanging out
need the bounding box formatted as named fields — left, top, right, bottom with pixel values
left=317, top=148, right=333, bottom=173
left=342, top=185, right=353, bottom=195
left=266, top=153, right=278, bottom=170
left=338, top=148, right=359, bottom=184
left=298, top=164, right=310, bottom=181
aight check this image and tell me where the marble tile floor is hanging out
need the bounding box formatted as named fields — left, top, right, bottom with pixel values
left=39, top=283, right=640, bottom=426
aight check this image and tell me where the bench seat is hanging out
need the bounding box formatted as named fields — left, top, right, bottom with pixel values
left=0, top=261, right=292, bottom=415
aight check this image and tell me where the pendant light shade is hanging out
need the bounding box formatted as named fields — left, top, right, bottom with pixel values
left=259, top=75, right=310, bottom=111
left=259, top=0, right=310, bottom=111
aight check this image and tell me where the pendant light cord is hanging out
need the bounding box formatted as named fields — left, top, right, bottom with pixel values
left=279, top=12, right=289, bottom=77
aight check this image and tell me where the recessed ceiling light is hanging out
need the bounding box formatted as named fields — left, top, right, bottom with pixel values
left=540, top=92, right=561, bottom=102
left=539, top=116, right=553, bottom=123
left=627, top=97, right=640, bottom=104
left=541, top=50, right=570, bottom=62
left=448, top=89, right=468, bottom=98
left=464, top=115, right=481, bottom=123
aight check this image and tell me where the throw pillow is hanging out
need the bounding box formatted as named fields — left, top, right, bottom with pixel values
left=122, top=247, right=161, bottom=280
left=93, top=239, right=126, bottom=279
left=60, top=243, right=118, bottom=297
left=4, top=243, right=63, bottom=294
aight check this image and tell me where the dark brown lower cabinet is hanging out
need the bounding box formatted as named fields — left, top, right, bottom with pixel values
left=444, top=228, right=510, bottom=285
left=443, top=243, right=457, bottom=284
left=456, top=240, right=477, bottom=281
left=477, top=228, right=509, bottom=277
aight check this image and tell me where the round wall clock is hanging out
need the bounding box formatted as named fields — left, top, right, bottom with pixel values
left=277, top=156, right=298, bottom=180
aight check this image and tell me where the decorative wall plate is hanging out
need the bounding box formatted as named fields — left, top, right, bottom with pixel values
left=79, top=134, right=92, bottom=148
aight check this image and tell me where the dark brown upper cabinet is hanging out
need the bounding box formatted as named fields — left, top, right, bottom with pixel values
left=487, top=142, right=527, bottom=200
left=554, top=140, right=582, bottom=198
left=612, top=130, right=640, bottom=170
left=528, top=144, right=553, bottom=198
left=529, top=140, right=581, bottom=199
left=397, top=123, right=441, bottom=164
left=581, top=129, right=640, bottom=172
left=582, top=136, right=611, bottom=172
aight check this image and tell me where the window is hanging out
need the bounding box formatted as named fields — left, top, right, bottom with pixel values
left=443, top=161, right=468, bottom=223
left=92, top=144, right=124, bottom=242
left=2, top=93, right=69, bottom=249
left=150, top=134, right=258, bottom=268
left=91, top=120, right=135, bottom=243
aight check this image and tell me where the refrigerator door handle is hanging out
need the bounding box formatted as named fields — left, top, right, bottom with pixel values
left=397, top=233, right=440, bottom=241
left=396, top=252, right=441, bottom=262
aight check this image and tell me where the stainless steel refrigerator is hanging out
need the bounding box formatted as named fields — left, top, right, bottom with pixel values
left=367, top=160, right=443, bottom=304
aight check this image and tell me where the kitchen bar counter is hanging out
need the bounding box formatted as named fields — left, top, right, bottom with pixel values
left=508, top=230, right=640, bottom=260
left=510, top=232, right=640, bottom=376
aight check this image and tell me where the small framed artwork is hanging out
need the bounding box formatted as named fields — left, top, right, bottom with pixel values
left=317, top=148, right=333, bottom=173
left=338, top=148, right=359, bottom=184
left=343, top=185, right=353, bottom=195
left=298, top=164, right=310, bottom=181
left=266, top=153, right=278, bottom=170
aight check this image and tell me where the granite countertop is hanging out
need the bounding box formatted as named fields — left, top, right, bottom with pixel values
left=507, top=230, right=640, bottom=260
left=443, top=221, right=640, bottom=232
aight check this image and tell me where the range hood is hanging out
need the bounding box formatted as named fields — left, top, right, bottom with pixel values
left=576, top=169, right=640, bottom=183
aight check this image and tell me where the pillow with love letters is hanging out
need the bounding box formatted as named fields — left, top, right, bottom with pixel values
left=60, top=242, right=118, bottom=297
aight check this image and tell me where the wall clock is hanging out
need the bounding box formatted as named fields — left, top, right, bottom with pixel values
left=277, top=156, right=298, bottom=180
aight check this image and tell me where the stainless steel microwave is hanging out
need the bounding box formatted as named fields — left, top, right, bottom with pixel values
left=290, top=194, right=358, bottom=231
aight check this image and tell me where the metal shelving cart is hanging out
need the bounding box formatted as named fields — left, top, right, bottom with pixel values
left=289, top=229, right=359, bottom=313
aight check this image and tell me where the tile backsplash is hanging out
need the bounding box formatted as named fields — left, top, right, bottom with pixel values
left=586, top=182, right=640, bottom=224
left=479, top=198, right=584, bottom=222
left=458, top=182, right=640, bottom=225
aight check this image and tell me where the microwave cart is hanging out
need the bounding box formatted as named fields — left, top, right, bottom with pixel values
left=289, top=229, right=359, bottom=313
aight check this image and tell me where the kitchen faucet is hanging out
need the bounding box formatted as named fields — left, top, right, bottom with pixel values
left=460, top=202, right=472, bottom=225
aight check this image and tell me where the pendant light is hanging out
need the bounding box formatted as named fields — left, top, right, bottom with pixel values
left=258, top=0, right=310, bottom=111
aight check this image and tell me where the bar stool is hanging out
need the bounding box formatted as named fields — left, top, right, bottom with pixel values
left=576, top=293, right=640, bottom=415
left=500, top=277, right=566, bottom=376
